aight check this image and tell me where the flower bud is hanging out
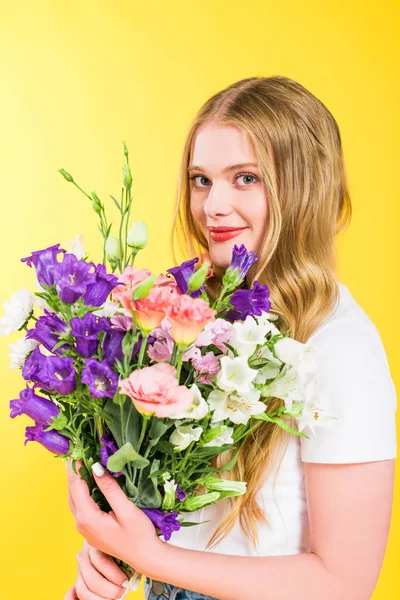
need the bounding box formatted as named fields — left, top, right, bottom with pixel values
left=161, top=478, right=177, bottom=510
left=201, top=474, right=247, bottom=496
left=123, top=142, right=129, bottom=158
left=105, top=235, right=120, bottom=261
left=132, top=274, right=157, bottom=301
left=127, top=221, right=148, bottom=250
left=187, top=263, right=209, bottom=293
left=123, top=164, right=132, bottom=188
left=91, top=192, right=102, bottom=214
left=201, top=424, right=228, bottom=443
left=180, top=491, right=220, bottom=511
left=59, top=168, right=73, bottom=182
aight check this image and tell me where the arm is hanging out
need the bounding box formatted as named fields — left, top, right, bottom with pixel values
left=144, top=459, right=395, bottom=600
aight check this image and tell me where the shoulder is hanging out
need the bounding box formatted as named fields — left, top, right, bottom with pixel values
left=300, top=282, right=397, bottom=463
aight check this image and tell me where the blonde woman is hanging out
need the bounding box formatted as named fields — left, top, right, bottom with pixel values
left=65, top=76, right=397, bottom=600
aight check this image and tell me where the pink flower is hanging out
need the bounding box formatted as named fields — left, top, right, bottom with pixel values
left=195, top=318, right=232, bottom=353
left=132, top=285, right=180, bottom=334
left=119, top=362, right=194, bottom=417
left=147, top=317, right=175, bottom=362
left=112, top=266, right=152, bottom=310
left=192, top=351, right=220, bottom=381
left=166, top=295, right=217, bottom=347
left=110, top=309, right=133, bottom=332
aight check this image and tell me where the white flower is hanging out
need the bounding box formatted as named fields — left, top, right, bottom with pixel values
left=273, top=337, right=319, bottom=378
left=253, top=345, right=282, bottom=384
left=255, top=310, right=280, bottom=324
left=168, top=384, right=209, bottom=420
left=208, top=387, right=266, bottom=425
left=296, top=379, right=338, bottom=437
left=93, top=298, right=122, bottom=318
left=169, top=423, right=203, bottom=451
left=65, top=234, right=86, bottom=259
left=216, top=355, right=258, bottom=394
left=227, top=315, right=273, bottom=358
left=8, top=335, right=39, bottom=368
left=261, top=364, right=305, bottom=412
left=203, top=421, right=235, bottom=447
left=0, top=288, right=34, bottom=336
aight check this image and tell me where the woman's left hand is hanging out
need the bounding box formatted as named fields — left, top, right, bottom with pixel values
left=66, top=458, right=164, bottom=574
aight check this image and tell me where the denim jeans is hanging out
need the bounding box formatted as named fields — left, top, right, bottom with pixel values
left=144, top=576, right=220, bottom=600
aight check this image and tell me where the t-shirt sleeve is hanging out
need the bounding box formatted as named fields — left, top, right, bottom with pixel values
left=300, top=317, right=397, bottom=464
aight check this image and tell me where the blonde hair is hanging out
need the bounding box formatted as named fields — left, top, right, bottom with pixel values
left=170, top=76, right=352, bottom=552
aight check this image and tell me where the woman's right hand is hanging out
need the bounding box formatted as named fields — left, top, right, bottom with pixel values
left=63, top=540, right=129, bottom=599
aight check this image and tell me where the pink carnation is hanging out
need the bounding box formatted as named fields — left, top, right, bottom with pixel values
left=195, top=318, right=232, bottom=353
left=112, top=266, right=152, bottom=310
left=166, top=295, right=217, bottom=347
left=119, top=362, right=194, bottom=418
left=133, top=285, right=180, bottom=334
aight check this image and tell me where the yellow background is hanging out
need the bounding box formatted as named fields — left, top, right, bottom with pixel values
left=0, top=1, right=399, bottom=598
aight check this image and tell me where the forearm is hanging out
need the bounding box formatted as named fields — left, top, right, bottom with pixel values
left=144, top=541, right=347, bottom=600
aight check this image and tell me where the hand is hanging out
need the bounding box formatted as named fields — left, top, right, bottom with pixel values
left=63, top=540, right=128, bottom=600
left=67, top=458, right=163, bottom=575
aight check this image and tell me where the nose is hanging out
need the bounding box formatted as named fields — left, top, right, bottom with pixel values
left=203, top=182, right=233, bottom=218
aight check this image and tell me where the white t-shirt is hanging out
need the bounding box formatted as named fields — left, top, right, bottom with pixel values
left=165, top=282, right=397, bottom=557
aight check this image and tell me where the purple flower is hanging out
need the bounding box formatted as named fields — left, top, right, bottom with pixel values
left=225, top=281, right=272, bottom=321
left=21, top=243, right=66, bottom=287
left=40, top=355, right=77, bottom=395
left=52, top=253, right=97, bottom=304
left=83, top=264, right=121, bottom=307
left=140, top=508, right=181, bottom=541
left=22, top=345, right=47, bottom=382
left=26, top=310, right=69, bottom=355
left=70, top=312, right=111, bottom=358
left=102, top=329, right=124, bottom=367
left=23, top=351, right=77, bottom=396
left=175, top=483, right=187, bottom=501
left=166, top=258, right=203, bottom=298
left=226, top=244, right=258, bottom=286
left=24, top=422, right=70, bottom=455
left=100, top=428, right=123, bottom=477
left=10, top=385, right=59, bottom=423
left=82, top=358, right=118, bottom=399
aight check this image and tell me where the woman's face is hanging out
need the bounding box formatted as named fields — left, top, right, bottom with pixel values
left=189, top=122, right=269, bottom=268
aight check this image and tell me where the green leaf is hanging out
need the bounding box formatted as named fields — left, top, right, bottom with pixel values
left=180, top=519, right=212, bottom=527
left=107, top=442, right=150, bottom=472
left=110, top=195, right=122, bottom=212
left=222, top=342, right=238, bottom=357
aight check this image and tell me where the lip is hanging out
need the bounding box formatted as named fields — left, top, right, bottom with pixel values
left=209, top=227, right=247, bottom=242
left=207, top=226, right=247, bottom=232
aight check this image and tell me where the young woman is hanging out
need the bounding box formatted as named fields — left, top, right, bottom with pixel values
left=65, top=76, right=397, bottom=600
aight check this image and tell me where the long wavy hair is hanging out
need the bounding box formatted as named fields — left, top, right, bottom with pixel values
left=170, top=76, right=352, bottom=552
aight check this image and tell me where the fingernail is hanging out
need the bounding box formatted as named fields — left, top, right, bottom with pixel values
left=122, top=579, right=129, bottom=587
left=92, top=462, right=106, bottom=476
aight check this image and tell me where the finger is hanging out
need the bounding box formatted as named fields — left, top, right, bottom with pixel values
left=63, top=584, right=78, bottom=599
left=77, top=546, right=128, bottom=599
left=91, top=462, right=134, bottom=522
left=86, top=541, right=129, bottom=586
left=75, top=570, right=110, bottom=600
left=68, top=459, right=103, bottom=522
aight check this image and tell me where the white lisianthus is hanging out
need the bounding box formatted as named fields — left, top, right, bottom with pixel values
left=8, top=335, right=39, bottom=368
left=169, top=423, right=203, bottom=451
left=93, top=298, right=122, bottom=318
left=65, top=234, right=86, bottom=259
left=168, top=384, right=208, bottom=420
left=216, top=355, right=258, bottom=394
left=203, top=421, right=235, bottom=447
left=296, top=379, right=338, bottom=436
left=127, top=221, right=148, bottom=250
left=227, top=315, right=273, bottom=358
left=260, top=364, right=305, bottom=412
left=0, top=288, right=35, bottom=336
left=273, top=337, right=319, bottom=378
left=208, top=387, right=266, bottom=425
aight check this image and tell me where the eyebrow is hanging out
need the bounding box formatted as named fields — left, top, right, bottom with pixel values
left=187, top=162, right=259, bottom=173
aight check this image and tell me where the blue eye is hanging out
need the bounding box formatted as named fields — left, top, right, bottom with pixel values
left=189, top=172, right=259, bottom=188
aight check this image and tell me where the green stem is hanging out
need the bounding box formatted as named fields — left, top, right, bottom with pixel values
left=137, top=334, right=149, bottom=368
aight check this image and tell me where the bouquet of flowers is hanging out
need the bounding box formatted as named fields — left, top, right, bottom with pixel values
left=1, top=143, right=337, bottom=596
